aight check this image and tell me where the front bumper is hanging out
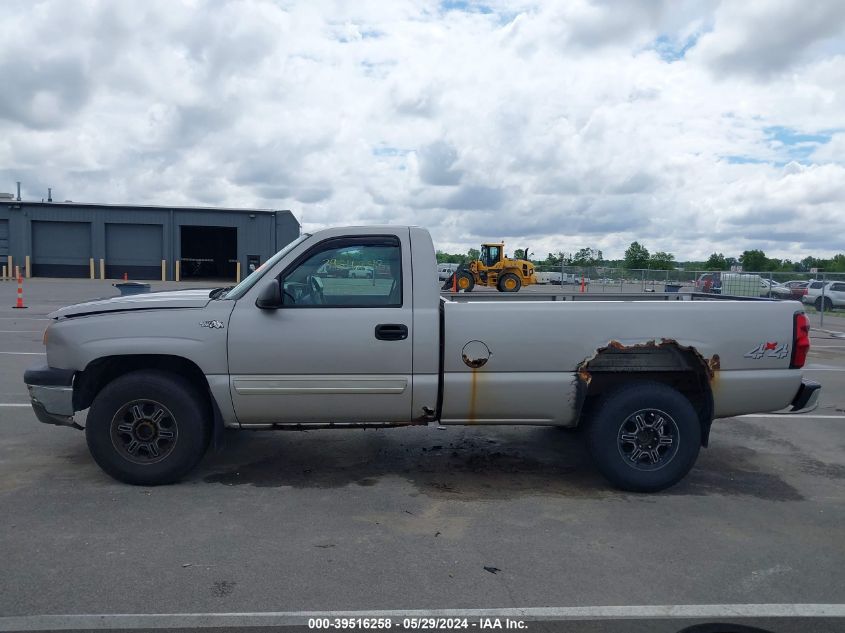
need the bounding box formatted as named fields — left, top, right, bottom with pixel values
left=23, top=365, right=81, bottom=430
left=790, top=379, right=821, bottom=413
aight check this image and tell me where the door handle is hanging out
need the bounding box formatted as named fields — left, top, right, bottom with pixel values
left=375, top=324, right=408, bottom=341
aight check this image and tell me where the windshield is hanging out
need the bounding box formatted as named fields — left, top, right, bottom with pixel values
left=224, top=233, right=311, bottom=300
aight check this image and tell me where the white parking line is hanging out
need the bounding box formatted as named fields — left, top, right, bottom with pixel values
left=0, top=604, right=842, bottom=631
left=809, top=345, right=845, bottom=348
left=0, top=316, right=49, bottom=320
left=0, top=404, right=30, bottom=407
left=740, top=414, right=845, bottom=419
left=0, top=330, right=42, bottom=333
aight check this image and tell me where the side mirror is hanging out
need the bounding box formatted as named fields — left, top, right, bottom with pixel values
left=255, top=281, right=283, bottom=309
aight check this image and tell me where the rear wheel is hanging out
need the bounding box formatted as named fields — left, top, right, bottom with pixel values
left=85, top=370, right=210, bottom=485
left=586, top=382, right=701, bottom=492
left=456, top=271, right=475, bottom=292
left=815, top=297, right=833, bottom=312
left=497, top=272, right=521, bottom=292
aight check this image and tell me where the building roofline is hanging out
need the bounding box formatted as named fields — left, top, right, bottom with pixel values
left=0, top=200, right=292, bottom=216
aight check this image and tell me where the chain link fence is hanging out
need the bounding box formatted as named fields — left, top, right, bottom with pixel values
left=531, top=265, right=845, bottom=327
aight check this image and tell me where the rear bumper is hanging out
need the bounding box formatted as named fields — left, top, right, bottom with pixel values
left=790, top=379, right=821, bottom=413
left=23, top=364, right=81, bottom=429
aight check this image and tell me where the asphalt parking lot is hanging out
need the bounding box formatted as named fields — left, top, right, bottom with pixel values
left=1, top=278, right=844, bottom=630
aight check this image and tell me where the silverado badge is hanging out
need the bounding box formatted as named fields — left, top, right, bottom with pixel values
left=199, top=320, right=225, bottom=329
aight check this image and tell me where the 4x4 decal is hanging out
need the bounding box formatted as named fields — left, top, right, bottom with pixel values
left=744, top=341, right=789, bottom=360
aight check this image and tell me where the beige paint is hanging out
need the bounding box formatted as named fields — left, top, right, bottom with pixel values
left=25, top=255, right=30, bottom=278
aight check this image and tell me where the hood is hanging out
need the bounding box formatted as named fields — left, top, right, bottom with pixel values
left=50, top=289, right=217, bottom=319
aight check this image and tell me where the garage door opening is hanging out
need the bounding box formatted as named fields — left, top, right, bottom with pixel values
left=180, top=226, right=237, bottom=280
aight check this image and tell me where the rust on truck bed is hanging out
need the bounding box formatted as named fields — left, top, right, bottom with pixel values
left=576, top=338, right=720, bottom=379
left=572, top=339, right=720, bottom=442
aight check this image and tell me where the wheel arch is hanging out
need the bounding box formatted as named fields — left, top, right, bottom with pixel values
left=574, top=340, right=717, bottom=447
left=74, top=354, right=225, bottom=447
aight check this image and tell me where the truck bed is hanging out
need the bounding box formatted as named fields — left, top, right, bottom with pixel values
left=439, top=297, right=803, bottom=425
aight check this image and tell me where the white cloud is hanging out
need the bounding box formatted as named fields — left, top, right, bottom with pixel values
left=0, top=0, right=844, bottom=261
left=688, top=0, right=845, bottom=78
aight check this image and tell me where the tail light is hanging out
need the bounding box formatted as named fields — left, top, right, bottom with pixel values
left=801, top=288, right=808, bottom=296
left=791, top=312, right=811, bottom=368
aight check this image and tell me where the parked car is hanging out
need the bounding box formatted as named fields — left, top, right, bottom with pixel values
left=437, top=263, right=459, bottom=281
left=695, top=272, right=721, bottom=294
left=803, top=281, right=845, bottom=311
left=783, top=280, right=810, bottom=300
left=803, top=280, right=828, bottom=308
left=760, top=279, right=793, bottom=299
left=24, top=225, right=819, bottom=493
left=348, top=265, right=374, bottom=279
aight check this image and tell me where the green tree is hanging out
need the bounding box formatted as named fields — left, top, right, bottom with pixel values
left=705, top=252, right=727, bottom=270
left=829, top=254, right=845, bottom=272
left=466, top=247, right=480, bottom=262
left=739, top=249, right=767, bottom=272
left=800, top=256, right=820, bottom=272
left=649, top=251, right=676, bottom=270
left=624, top=241, right=650, bottom=269
left=542, top=252, right=563, bottom=267
left=435, top=250, right=465, bottom=264
left=572, top=247, right=603, bottom=267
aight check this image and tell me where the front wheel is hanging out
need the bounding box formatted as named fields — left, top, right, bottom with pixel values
left=497, top=272, right=522, bottom=292
left=85, top=370, right=211, bottom=485
left=456, top=270, right=475, bottom=292
left=586, top=382, right=701, bottom=492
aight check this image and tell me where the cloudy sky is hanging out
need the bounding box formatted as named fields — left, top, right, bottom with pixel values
left=1, top=0, right=844, bottom=260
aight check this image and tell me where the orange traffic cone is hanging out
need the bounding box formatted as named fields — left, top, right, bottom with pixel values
left=13, top=275, right=26, bottom=309
left=452, top=272, right=458, bottom=292
left=580, top=275, right=586, bottom=293
left=123, top=272, right=128, bottom=281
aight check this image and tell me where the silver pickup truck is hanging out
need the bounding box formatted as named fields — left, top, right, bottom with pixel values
left=24, top=226, right=820, bottom=491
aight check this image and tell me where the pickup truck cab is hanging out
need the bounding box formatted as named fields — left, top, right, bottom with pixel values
left=25, top=226, right=820, bottom=491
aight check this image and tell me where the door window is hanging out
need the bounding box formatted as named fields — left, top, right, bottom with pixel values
left=280, top=237, right=402, bottom=307
left=481, top=245, right=501, bottom=267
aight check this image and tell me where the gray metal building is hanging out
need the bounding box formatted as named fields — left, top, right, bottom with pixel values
left=0, top=198, right=299, bottom=281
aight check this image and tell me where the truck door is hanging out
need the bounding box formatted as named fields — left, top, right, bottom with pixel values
left=227, top=233, right=413, bottom=425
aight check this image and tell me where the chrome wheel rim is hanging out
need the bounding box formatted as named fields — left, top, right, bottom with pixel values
left=110, top=399, right=178, bottom=465
left=617, top=408, right=679, bottom=471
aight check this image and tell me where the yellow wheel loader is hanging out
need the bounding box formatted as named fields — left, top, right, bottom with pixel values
left=443, top=243, right=537, bottom=293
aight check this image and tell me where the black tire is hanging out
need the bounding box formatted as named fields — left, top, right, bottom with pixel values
left=497, top=272, right=522, bottom=292
left=456, top=270, right=475, bottom=292
left=586, top=382, right=701, bottom=492
left=815, top=297, right=833, bottom=312
left=85, top=370, right=210, bottom=485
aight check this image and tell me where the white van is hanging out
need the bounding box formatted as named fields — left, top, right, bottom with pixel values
left=536, top=271, right=562, bottom=285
